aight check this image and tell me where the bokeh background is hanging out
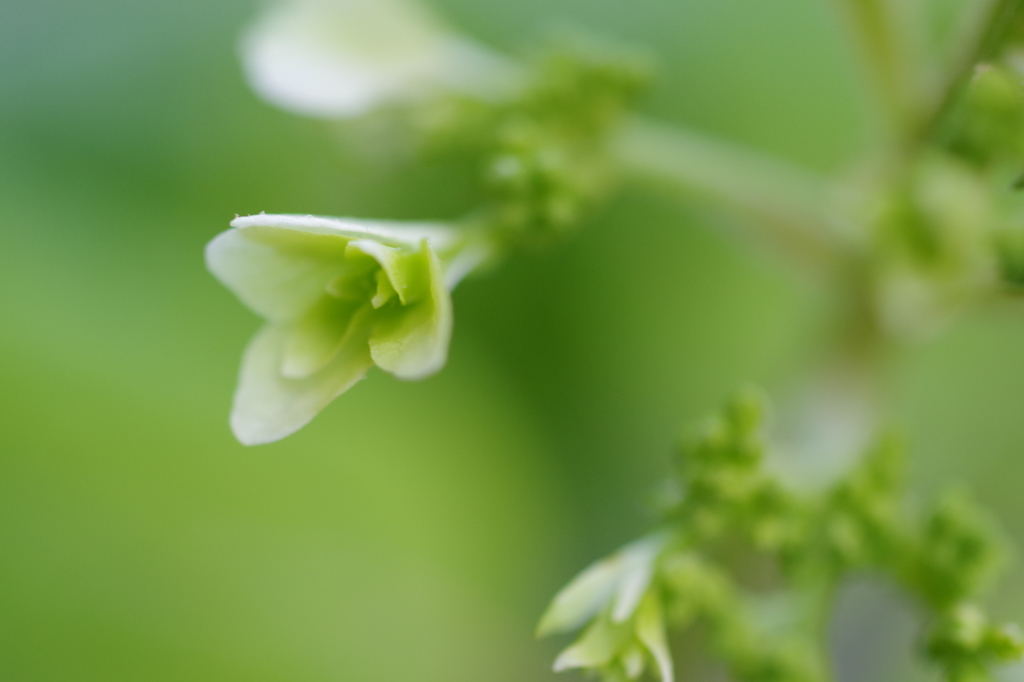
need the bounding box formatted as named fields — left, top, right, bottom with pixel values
left=4, top=0, right=1024, bottom=680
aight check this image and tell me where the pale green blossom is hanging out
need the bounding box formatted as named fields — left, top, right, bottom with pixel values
left=206, top=213, right=483, bottom=445
left=240, top=0, right=517, bottom=118
left=538, top=532, right=674, bottom=682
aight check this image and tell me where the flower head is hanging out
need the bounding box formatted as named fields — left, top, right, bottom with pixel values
left=538, top=532, right=674, bottom=682
left=241, top=0, right=517, bottom=119
left=206, top=213, right=475, bottom=445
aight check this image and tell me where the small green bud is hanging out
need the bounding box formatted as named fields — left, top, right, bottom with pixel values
left=994, top=227, right=1024, bottom=287
left=945, top=64, right=1024, bottom=168
left=914, top=492, right=1000, bottom=608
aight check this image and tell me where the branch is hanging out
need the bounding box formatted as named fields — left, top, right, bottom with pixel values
left=611, top=117, right=843, bottom=270
left=918, top=0, right=1024, bottom=145
left=835, top=0, right=922, bottom=140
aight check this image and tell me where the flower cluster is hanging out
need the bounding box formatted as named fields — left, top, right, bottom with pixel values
left=209, top=0, right=646, bottom=443
left=539, top=391, right=1024, bottom=682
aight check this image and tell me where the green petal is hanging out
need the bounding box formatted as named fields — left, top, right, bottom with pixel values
left=230, top=308, right=374, bottom=445
left=281, top=296, right=363, bottom=379
left=206, top=224, right=350, bottom=323
left=620, top=643, right=646, bottom=680
left=371, top=269, right=398, bottom=309
left=369, top=240, right=452, bottom=380
left=553, top=616, right=633, bottom=671
left=346, top=239, right=414, bottom=304
left=636, top=595, right=673, bottom=682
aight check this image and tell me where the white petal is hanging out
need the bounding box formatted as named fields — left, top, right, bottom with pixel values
left=537, top=555, right=625, bottom=638
left=443, top=239, right=495, bottom=289
left=368, top=241, right=452, bottom=380
left=206, top=223, right=350, bottom=323
left=611, top=533, right=669, bottom=623
left=230, top=310, right=374, bottom=445
left=538, top=532, right=671, bottom=637
left=240, top=0, right=517, bottom=118
left=230, top=213, right=458, bottom=252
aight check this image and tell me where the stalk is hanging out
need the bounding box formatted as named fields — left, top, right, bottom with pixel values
left=611, top=116, right=843, bottom=271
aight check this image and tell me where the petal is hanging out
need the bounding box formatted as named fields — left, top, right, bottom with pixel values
left=239, top=0, right=516, bottom=118
left=346, top=239, right=412, bottom=303
left=206, top=223, right=350, bottom=323
left=371, top=269, right=397, bottom=309
left=610, top=533, right=670, bottom=623
left=281, top=296, right=363, bottom=379
left=635, top=595, right=673, bottom=682
left=230, top=309, right=374, bottom=445
left=537, top=555, right=625, bottom=638
left=369, top=240, right=452, bottom=380
left=538, top=532, right=672, bottom=638
left=621, top=643, right=646, bottom=680
left=230, top=213, right=458, bottom=252
left=443, top=239, right=495, bottom=290
left=552, top=616, right=632, bottom=671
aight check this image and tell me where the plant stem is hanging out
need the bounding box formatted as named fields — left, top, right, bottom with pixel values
left=835, top=0, right=920, bottom=141
left=611, top=116, right=843, bottom=271
left=917, top=0, right=1024, bottom=146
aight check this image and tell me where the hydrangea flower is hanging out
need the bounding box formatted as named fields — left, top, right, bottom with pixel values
left=538, top=532, right=674, bottom=682
left=206, top=213, right=485, bottom=445
left=240, top=0, right=517, bottom=119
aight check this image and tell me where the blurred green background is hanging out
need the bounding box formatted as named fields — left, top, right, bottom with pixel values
left=4, top=1, right=1024, bottom=680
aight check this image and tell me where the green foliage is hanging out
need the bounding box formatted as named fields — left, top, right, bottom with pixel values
left=540, top=391, right=1024, bottom=682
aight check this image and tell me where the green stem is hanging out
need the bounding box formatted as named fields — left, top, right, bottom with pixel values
left=611, top=117, right=843, bottom=271
left=835, top=0, right=919, bottom=141
left=917, top=0, right=1024, bottom=145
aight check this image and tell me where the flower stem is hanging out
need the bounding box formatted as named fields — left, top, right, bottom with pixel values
left=611, top=116, right=843, bottom=271
left=916, top=0, right=1024, bottom=146
left=834, top=0, right=922, bottom=142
